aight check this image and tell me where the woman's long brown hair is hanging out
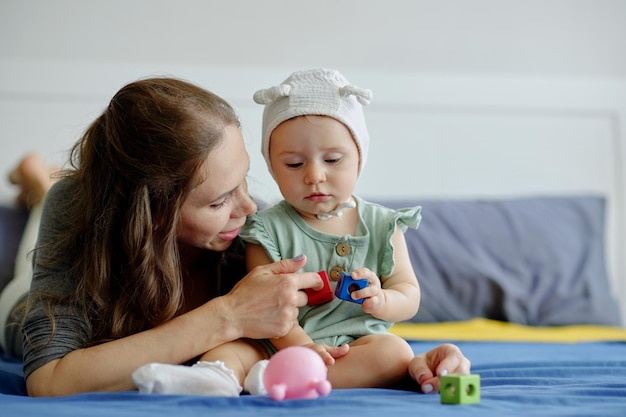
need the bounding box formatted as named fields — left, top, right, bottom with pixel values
left=38, top=77, right=240, bottom=343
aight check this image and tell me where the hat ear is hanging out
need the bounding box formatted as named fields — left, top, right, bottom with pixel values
left=339, top=85, right=372, bottom=105
left=253, top=84, right=292, bottom=104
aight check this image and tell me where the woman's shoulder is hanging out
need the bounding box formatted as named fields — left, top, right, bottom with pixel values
left=47, top=177, right=77, bottom=201
left=40, top=177, right=80, bottom=226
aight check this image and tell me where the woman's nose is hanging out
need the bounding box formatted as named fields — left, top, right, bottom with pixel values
left=243, top=193, right=257, bottom=216
left=234, top=188, right=257, bottom=217
left=243, top=194, right=257, bottom=216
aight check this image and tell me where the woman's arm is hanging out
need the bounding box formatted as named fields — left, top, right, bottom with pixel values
left=26, top=256, right=322, bottom=396
left=26, top=298, right=236, bottom=396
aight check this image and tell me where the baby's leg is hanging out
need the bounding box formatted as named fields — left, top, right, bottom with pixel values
left=199, top=339, right=270, bottom=386
left=327, top=333, right=414, bottom=388
left=132, top=340, right=267, bottom=396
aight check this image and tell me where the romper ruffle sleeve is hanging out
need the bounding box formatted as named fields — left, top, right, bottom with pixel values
left=239, top=209, right=283, bottom=262
left=376, top=203, right=422, bottom=278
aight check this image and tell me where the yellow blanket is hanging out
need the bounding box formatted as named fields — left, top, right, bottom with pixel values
left=390, top=318, right=626, bottom=343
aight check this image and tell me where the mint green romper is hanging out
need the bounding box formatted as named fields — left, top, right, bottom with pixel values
left=239, top=195, right=421, bottom=349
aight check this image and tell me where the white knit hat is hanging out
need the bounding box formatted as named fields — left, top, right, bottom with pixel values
left=253, top=68, right=372, bottom=176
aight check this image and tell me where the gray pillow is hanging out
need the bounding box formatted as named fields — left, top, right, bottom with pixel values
left=380, top=196, right=622, bottom=326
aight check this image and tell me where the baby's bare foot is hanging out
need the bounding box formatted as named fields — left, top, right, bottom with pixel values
left=8, top=154, right=58, bottom=208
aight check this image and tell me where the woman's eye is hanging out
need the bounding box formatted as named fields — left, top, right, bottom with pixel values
left=210, top=198, right=228, bottom=209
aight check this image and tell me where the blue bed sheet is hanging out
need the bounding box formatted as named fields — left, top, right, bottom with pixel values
left=2, top=340, right=626, bottom=417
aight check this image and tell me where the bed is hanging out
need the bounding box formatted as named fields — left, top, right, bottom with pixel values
left=2, top=196, right=626, bottom=416
left=2, top=336, right=626, bottom=417
left=2, top=68, right=626, bottom=415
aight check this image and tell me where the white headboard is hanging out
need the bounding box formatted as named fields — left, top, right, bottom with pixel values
left=1, top=61, right=625, bottom=323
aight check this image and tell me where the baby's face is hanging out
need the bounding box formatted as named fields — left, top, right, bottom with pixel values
left=269, top=115, right=360, bottom=221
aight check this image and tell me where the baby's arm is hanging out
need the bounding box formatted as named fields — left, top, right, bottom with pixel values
left=266, top=317, right=348, bottom=366
left=353, top=225, right=420, bottom=322
left=245, top=244, right=309, bottom=345
left=245, top=243, right=349, bottom=365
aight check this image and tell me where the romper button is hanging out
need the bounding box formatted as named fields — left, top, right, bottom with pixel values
left=336, top=242, right=351, bottom=256
left=330, top=266, right=344, bottom=281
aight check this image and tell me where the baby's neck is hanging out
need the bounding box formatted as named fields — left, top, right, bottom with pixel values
left=301, top=203, right=359, bottom=236
left=316, top=199, right=356, bottom=220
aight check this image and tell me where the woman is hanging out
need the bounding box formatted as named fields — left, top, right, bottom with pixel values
left=4, top=77, right=468, bottom=397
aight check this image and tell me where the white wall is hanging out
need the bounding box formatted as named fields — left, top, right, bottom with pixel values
left=1, top=0, right=625, bottom=200
left=2, top=0, right=625, bottom=76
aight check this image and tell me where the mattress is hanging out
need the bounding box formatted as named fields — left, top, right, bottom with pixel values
left=2, top=320, right=625, bottom=417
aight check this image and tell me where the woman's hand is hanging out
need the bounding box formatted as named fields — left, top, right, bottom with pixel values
left=221, top=255, right=323, bottom=340
left=409, top=343, right=471, bottom=394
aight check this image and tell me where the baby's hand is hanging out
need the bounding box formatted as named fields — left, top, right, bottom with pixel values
left=303, top=342, right=349, bottom=366
left=349, top=268, right=385, bottom=316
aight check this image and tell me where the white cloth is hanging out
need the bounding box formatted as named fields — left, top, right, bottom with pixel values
left=243, top=359, right=269, bottom=395
left=132, top=360, right=242, bottom=397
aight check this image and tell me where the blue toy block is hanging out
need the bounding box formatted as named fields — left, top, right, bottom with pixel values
left=440, top=373, right=480, bottom=404
left=334, top=271, right=367, bottom=304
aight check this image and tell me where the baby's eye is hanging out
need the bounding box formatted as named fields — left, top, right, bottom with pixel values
left=325, top=155, right=342, bottom=164
left=286, top=162, right=303, bottom=169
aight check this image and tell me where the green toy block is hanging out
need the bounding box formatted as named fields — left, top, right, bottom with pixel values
left=440, top=373, right=480, bottom=404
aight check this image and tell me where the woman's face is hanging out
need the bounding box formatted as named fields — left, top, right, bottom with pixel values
left=177, top=124, right=257, bottom=252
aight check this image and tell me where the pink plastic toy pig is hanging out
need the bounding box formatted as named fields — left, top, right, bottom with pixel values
left=263, top=346, right=332, bottom=401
